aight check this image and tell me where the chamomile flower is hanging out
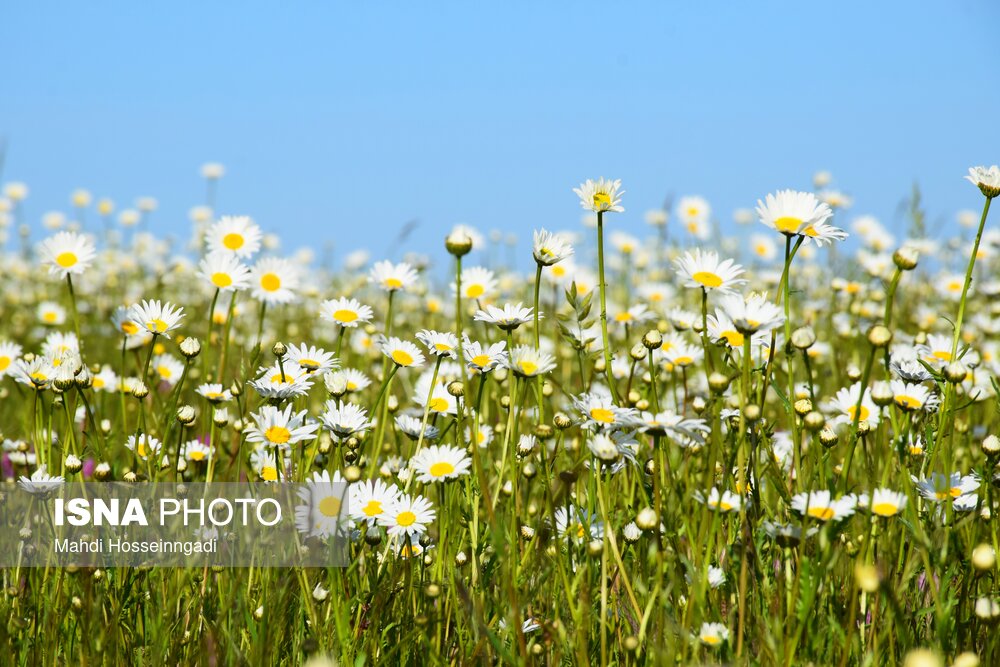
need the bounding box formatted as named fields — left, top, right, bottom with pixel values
left=506, top=345, right=556, bottom=378
left=205, top=215, right=262, bottom=258
left=573, top=178, right=624, bottom=213
left=38, top=301, right=67, bottom=326
left=350, top=479, right=400, bottom=527
left=828, top=382, right=880, bottom=428
left=718, top=291, right=785, bottom=334
left=14, top=357, right=56, bottom=389
left=320, top=297, right=373, bottom=328
left=250, top=448, right=290, bottom=482
left=553, top=505, right=604, bottom=542
left=698, top=622, right=730, bottom=647
left=38, top=231, right=96, bottom=278
left=611, top=304, right=653, bottom=327
left=409, top=445, right=472, bottom=483
left=326, top=368, right=371, bottom=392
left=966, top=165, right=1000, bottom=198
left=890, top=380, right=937, bottom=412
left=378, top=336, right=425, bottom=368
left=869, top=488, right=907, bottom=517
left=463, top=340, right=508, bottom=374
left=474, top=303, right=536, bottom=331
left=0, top=342, right=23, bottom=379
left=153, top=354, right=184, bottom=385
left=378, top=493, right=436, bottom=539
left=369, top=260, right=418, bottom=292
left=182, top=439, right=213, bottom=462
left=676, top=196, right=711, bottom=240
left=532, top=228, right=574, bottom=266
left=674, top=249, right=746, bottom=293
left=416, top=330, right=459, bottom=359
left=638, top=411, right=710, bottom=447
left=320, top=401, right=373, bottom=440
left=917, top=333, right=966, bottom=366
left=197, top=251, right=252, bottom=291
left=757, top=189, right=846, bottom=244
left=125, top=433, right=162, bottom=460
left=454, top=266, right=497, bottom=300
left=395, top=414, right=440, bottom=441
left=250, top=257, right=300, bottom=304
left=286, top=343, right=338, bottom=375
left=17, top=465, right=65, bottom=495
left=695, top=488, right=742, bottom=513
left=660, top=341, right=704, bottom=369
left=295, top=469, right=352, bottom=538
left=573, top=391, right=639, bottom=430
left=749, top=234, right=778, bottom=261
left=468, top=423, right=494, bottom=448
left=128, top=300, right=185, bottom=337
left=248, top=363, right=313, bottom=399
left=790, top=490, right=856, bottom=522
left=244, top=404, right=319, bottom=449
left=196, top=383, right=232, bottom=403
left=913, top=472, right=980, bottom=502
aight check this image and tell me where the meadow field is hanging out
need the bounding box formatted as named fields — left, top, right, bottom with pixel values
left=1, top=167, right=999, bottom=665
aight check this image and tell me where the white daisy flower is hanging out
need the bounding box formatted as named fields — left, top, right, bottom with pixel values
left=0, top=342, right=24, bottom=378
left=676, top=196, right=711, bottom=240
left=350, top=479, right=400, bottom=527
left=369, top=260, right=418, bottom=292
left=756, top=189, right=846, bottom=244
left=320, top=401, right=373, bottom=440
left=573, top=178, right=624, bottom=213
left=250, top=257, right=300, bottom=304
left=198, top=250, right=252, bottom=291
left=128, top=299, right=185, bottom=338
left=553, top=505, right=604, bottom=542
left=532, top=228, right=574, bottom=266
left=913, top=472, right=980, bottom=502
left=454, top=266, right=497, bottom=301
left=319, top=297, right=373, bottom=328
left=869, top=488, right=907, bottom=517
left=890, top=380, right=937, bottom=412
left=244, top=404, right=319, bottom=449
left=196, top=383, right=232, bottom=403
left=205, top=215, right=262, bottom=258
left=378, top=493, right=435, bottom=539
left=790, top=490, right=856, bottom=522
left=463, top=340, right=508, bottom=374
left=474, top=303, right=536, bottom=331
left=966, top=165, right=1000, bottom=198
left=718, top=291, right=784, bottom=334
left=674, top=249, right=746, bottom=293
left=506, top=345, right=556, bottom=378
left=409, top=445, right=472, bottom=483
left=17, top=464, right=65, bottom=495
left=698, top=622, right=730, bottom=647
left=38, top=301, right=67, bottom=326
left=395, top=414, right=440, bottom=441
left=38, top=231, right=97, bottom=278
left=828, top=382, right=879, bottom=428
left=416, top=330, right=459, bottom=359
left=695, top=487, right=742, bottom=513
left=182, top=439, right=213, bottom=462
left=295, top=470, right=352, bottom=538
left=125, top=433, right=162, bottom=460
left=378, top=336, right=425, bottom=368
left=286, top=343, right=338, bottom=375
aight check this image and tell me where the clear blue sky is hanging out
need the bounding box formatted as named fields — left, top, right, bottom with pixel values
left=3, top=2, right=999, bottom=264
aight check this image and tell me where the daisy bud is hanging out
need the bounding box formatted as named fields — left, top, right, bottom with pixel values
left=180, top=337, right=201, bottom=358
left=364, top=529, right=383, bottom=546
left=213, top=408, right=229, bottom=427
left=627, top=390, right=641, bottom=405
left=19, top=527, right=32, bottom=540
left=501, top=480, right=513, bottom=497
left=743, top=404, right=761, bottom=422
left=644, top=459, right=656, bottom=475
left=793, top=399, right=812, bottom=417
left=253, top=605, right=264, bottom=621
left=533, top=424, right=553, bottom=440
left=271, top=341, right=287, bottom=358
left=424, top=582, right=441, bottom=599
left=455, top=551, right=468, bottom=567
left=176, top=405, right=196, bottom=425
left=893, top=246, right=919, bottom=271
left=804, top=411, right=825, bottom=431
left=854, top=563, right=881, bottom=593
left=623, top=636, right=640, bottom=653
left=636, top=399, right=650, bottom=411
left=447, top=380, right=464, bottom=397
left=629, top=343, right=646, bottom=361
left=974, top=597, right=1000, bottom=622
left=445, top=228, right=473, bottom=257
left=93, top=569, right=104, bottom=582
left=131, top=382, right=149, bottom=399
left=387, top=395, right=399, bottom=413
left=867, top=325, right=892, bottom=348
left=74, top=367, right=93, bottom=389
left=587, top=540, right=603, bottom=557
left=973, top=544, right=996, bottom=571
left=64, top=454, right=83, bottom=474
left=71, top=596, right=83, bottom=612
left=94, top=462, right=111, bottom=480
left=820, top=428, right=838, bottom=448
left=952, top=653, right=980, bottom=667
left=945, top=362, right=969, bottom=384
left=553, top=412, right=572, bottom=430
left=542, top=381, right=553, bottom=397
left=857, top=421, right=871, bottom=436
left=176, top=458, right=188, bottom=473
left=846, top=365, right=862, bottom=382
left=982, top=435, right=1000, bottom=457
left=312, top=583, right=329, bottom=602
left=343, top=465, right=362, bottom=483
left=790, top=326, right=816, bottom=350
left=708, top=372, right=731, bottom=394
left=871, top=381, right=894, bottom=407
left=520, top=525, right=535, bottom=540
left=324, top=372, right=348, bottom=397
left=123, top=471, right=138, bottom=483
left=521, top=462, right=537, bottom=479
left=636, top=507, right=658, bottom=531
left=230, top=381, right=242, bottom=397
left=642, top=330, right=662, bottom=350
left=623, top=522, right=642, bottom=544
left=100, top=419, right=112, bottom=435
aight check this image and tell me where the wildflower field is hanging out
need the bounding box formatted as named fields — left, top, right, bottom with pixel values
left=2, top=166, right=1000, bottom=666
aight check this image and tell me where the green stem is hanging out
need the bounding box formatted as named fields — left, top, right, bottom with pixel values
left=596, top=212, right=619, bottom=404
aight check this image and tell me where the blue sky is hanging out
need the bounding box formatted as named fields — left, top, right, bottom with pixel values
left=3, top=2, right=999, bottom=265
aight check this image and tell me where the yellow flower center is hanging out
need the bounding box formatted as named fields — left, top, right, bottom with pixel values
left=147, top=318, right=169, bottom=333
left=471, top=354, right=491, bottom=367
left=429, top=397, right=449, bottom=412
left=518, top=360, right=538, bottom=375
left=755, top=244, right=768, bottom=256
left=260, top=273, right=281, bottom=292
left=0, top=357, right=9, bottom=371
left=593, top=192, right=611, bottom=208
left=894, top=395, right=921, bottom=410
left=807, top=506, right=835, bottom=520
left=434, top=343, right=452, bottom=353
left=872, top=502, right=899, bottom=517
left=56, top=252, right=78, bottom=268
left=363, top=500, right=382, bottom=517
left=931, top=350, right=952, bottom=361
left=702, top=635, right=721, bottom=646
left=847, top=405, right=870, bottom=422
left=615, top=312, right=632, bottom=322
left=333, top=309, right=358, bottom=323
left=692, top=271, right=723, bottom=288
left=773, top=216, right=804, bottom=234
left=718, top=501, right=734, bottom=511
left=673, top=356, right=694, bottom=365
left=686, top=206, right=699, bottom=217
left=385, top=277, right=403, bottom=289
left=265, top=425, right=291, bottom=444
left=803, top=225, right=819, bottom=237
left=189, top=450, right=206, bottom=461
left=122, top=321, right=139, bottom=335
left=429, top=461, right=455, bottom=477
left=30, top=371, right=48, bottom=382
left=318, top=496, right=342, bottom=517
left=211, top=272, right=232, bottom=288
left=721, top=331, right=744, bottom=347
left=43, top=312, right=59, bottom=323
left=392, top=349, right=414, bottom=366
left=466, top=284, right=485, bottom=298
left=156, top=365, right=172, bottom=379
left=590, top=408, right=615, bottom=424
left=223, top=233, right=244, bottom=250
left=92, top=377, right=105, bottom=388
left=396, top=510, right=417, bottom=527
left=261, top=466, right=278, bottom=482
